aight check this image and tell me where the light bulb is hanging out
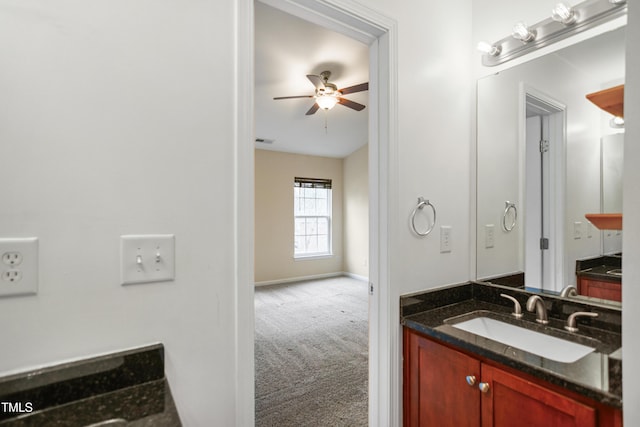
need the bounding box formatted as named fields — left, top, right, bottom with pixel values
left=316, top=95, right=338, bottom=110
left=512, top=21, right=536, bottom=43
left=610, top=116, right=625, bottom=128
left=477, top=41, right=501, bottom=56
left=551, top=3, right=577, bottom=25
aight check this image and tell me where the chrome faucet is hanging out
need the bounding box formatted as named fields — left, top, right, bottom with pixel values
left=565, top=311, right=598, bottom=332
left=526, top=295, right=549, bottom=324
left=560, top=286, right=578, bottom=298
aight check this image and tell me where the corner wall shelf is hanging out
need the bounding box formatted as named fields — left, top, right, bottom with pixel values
left=585, top=213, right=622, bottom=230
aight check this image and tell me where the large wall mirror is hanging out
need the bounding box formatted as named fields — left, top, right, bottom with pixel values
left=476, top=24, right=625, bottom=304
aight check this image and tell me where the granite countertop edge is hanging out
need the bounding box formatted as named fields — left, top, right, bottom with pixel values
left=576, top=256, right=622, bottom=282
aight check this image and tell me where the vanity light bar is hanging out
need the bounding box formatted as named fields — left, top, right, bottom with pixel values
left=480, top=0, right=627, bottom=67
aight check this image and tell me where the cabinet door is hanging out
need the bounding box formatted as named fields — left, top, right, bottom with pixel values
left=578, top=277, right=621, bottom=302
left=480, top=364, right=597, bottom=427
left=404, top=328, right=481, bottom=427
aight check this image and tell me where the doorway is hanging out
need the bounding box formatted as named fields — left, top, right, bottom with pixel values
left=253, top=2, right=369, bottom=425
left=524, top=91, right=566, bottom=293
left=236, top=0, right=397, bottom=425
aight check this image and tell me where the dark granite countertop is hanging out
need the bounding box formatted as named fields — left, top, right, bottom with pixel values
left=0, top=344, right=181, bottom=426
left=576, top=255, right=622, bottom=282
left=401, top=281, right=622, bottom=408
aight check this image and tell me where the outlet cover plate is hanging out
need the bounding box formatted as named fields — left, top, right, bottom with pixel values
left=0, top=237, right=38, bottom=297
left=121, top=235, right=175, bottom=285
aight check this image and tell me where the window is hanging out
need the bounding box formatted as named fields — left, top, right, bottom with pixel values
left=294, top=177, right=332, bottom=257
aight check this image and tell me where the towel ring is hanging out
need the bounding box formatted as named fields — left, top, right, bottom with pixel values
left=502, top=201, right=517, bottom=232
left=410, top=197, right=436, bottom=237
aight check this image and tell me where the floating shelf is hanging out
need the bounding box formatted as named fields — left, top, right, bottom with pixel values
left=586, top=85, right=624, bottom=117
left=585, top=213, right=622, bottom=230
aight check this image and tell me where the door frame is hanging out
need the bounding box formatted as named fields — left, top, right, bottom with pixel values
left=235, top=0, right=398, bottom=425
left=521, top=85, right=566, bottom=294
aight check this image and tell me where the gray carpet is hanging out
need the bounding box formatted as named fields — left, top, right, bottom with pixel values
left=255, top=276, right=369, bottom=427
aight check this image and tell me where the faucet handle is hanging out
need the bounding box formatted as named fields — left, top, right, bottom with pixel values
left=500, top=293, right=523, bottom=318
left=565, top=312, right=598, bottom=332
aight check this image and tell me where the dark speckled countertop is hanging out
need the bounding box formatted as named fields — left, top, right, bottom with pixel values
left=401, top=281, right=622, bottom=408
left=576, top=255, right=622, bottom=282
left=0, top=344, right=181, bottom=426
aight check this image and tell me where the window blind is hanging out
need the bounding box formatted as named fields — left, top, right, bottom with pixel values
left=294, top=177, right=332, bottom=189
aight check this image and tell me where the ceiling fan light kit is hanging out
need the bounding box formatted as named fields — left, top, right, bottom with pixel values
left=273, top=70, right=368, bottom=116
left=316, top=94, right=339, bottom=110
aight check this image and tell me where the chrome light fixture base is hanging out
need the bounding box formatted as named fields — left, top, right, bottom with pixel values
left=481, top=0, right=627, bottom=67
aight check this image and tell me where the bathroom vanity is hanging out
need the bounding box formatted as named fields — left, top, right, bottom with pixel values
left=401, top=282, right=622, bottom=427
left=576, top=256, right=622, bottom=302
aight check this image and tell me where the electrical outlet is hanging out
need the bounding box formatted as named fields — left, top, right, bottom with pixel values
left=0, top=238, right=38, bottom=297
left=2, top=252, right=23, bottom=266
left=440, top=226, right=452, bottom=253
left=121, top=234, right=175, bottom=285
left=2, top=270, right=23, bottom=282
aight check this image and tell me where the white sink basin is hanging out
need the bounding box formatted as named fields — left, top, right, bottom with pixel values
left=451, top=317, right=595, bottom=363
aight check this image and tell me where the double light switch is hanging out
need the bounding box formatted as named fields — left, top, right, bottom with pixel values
left=120, top=235, right=175, bottom=285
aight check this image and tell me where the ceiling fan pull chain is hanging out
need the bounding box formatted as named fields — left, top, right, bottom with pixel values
left=324, top=110, right=328, bottom=133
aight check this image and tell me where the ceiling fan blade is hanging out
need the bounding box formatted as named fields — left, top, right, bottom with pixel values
left=273, top=95, right=314, bottom=100
left=305, top=103, right=320, bottom=115
left=306, top=74, right=325, bottom=90
left=339, top=82, right=369, bottom=95
left=338, top=98, right=366, bottom=111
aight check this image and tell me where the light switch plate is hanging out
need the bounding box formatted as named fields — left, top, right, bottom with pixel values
left=573, top=222, right=582, bottom=240
left=0, top=237, right=38, bottom=297
left=485, top=224, right=495, bottom=248
left=440, top=226, right=452, bottom=253
left=121, top=235, right=175, bottom=285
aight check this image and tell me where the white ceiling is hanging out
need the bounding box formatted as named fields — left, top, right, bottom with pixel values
left=254, top=2, right=369, bottom=159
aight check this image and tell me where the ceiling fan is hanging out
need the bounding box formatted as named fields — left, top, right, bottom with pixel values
left=273, top=71, right=368, bottom=115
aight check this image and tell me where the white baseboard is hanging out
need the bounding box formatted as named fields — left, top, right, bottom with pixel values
left=343, top=272, right=369, bottom=282
left=254, top=271, right=369, bottom=287
left=254, top=272, right=342, bottom=287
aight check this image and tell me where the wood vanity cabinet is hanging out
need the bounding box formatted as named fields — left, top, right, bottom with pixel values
left=577, top=276, right=621, bottom=302
left=403, top=327, right=621, bottom=427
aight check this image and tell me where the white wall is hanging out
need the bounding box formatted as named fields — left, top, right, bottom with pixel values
left=366, top=0, right=473, bottom=295
left=623, top=1, right=640, bottom=424
left=602, top=133, right=624, bottom=255
left=0, top=1, right=237, bottom=425
left=343, top=145, right=369, bottom=279
left=254, top=149, right=344, bottom=283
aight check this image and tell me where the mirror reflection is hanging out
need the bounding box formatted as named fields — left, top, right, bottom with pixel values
left=476, top=25, right=625, bottom=304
